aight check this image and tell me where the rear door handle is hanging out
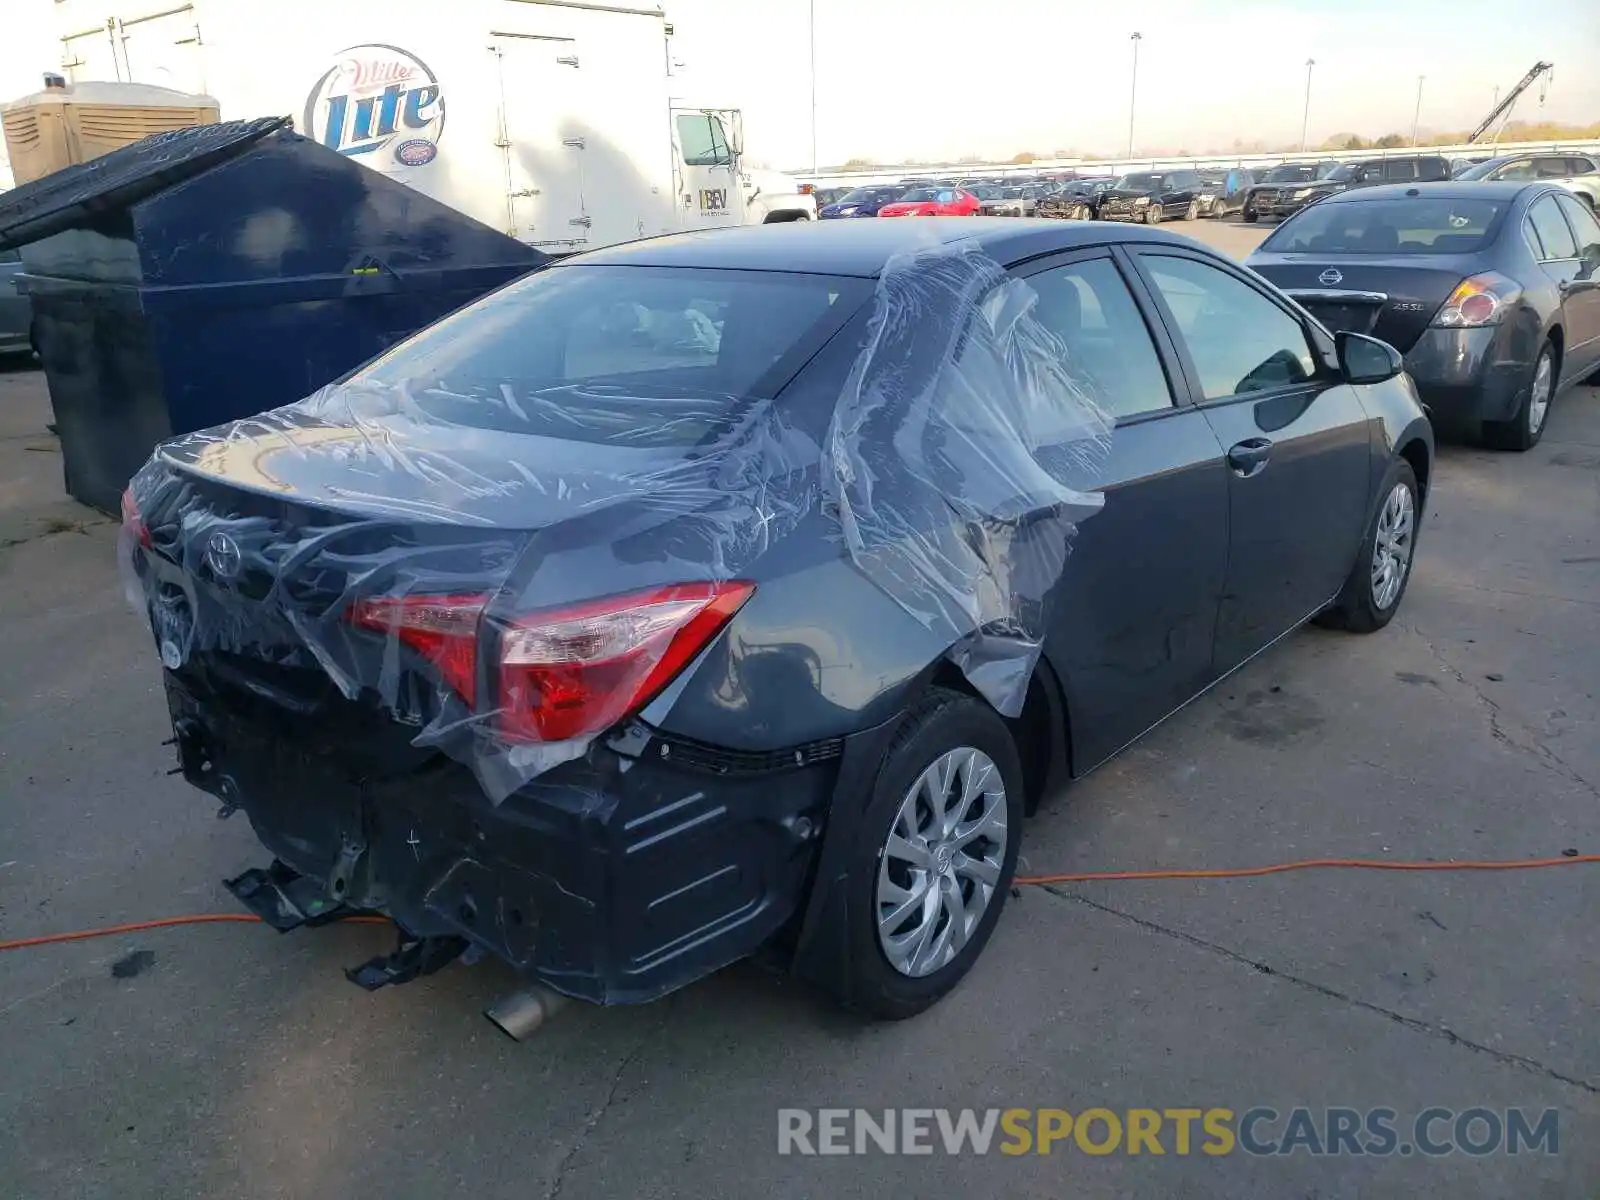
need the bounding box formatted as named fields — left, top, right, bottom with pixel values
left=1227, top=438, right=1273, bottom=477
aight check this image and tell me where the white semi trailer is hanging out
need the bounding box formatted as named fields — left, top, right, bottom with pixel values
left=40, top=0, right=814, bottom=248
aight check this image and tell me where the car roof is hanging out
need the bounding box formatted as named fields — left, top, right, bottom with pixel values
left=563, top=218, right=1206, bottom=277
left=1312, top=180, right=1536, bottom=204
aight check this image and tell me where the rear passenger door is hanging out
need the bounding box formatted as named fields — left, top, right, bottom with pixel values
left=1549, top=192, right=1600, bottom=378
left=0, top=248, right=27, bottom=353
left=1130, top=249, right=1376, bottom=674
left=1017, top=249, right=1230, bottom=770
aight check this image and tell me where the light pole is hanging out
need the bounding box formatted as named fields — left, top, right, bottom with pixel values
left=1411, top=74, right=1425, bottom=146
left=1127, top=32, right=1142, bottom=160
left=809, top=0, right=818, bottom=180
left=1300, top=58, right=1315, bottom=151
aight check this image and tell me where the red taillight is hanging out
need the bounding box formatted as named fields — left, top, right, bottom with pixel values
left=1431, top=272, right=1521, bottom=328
left=120, top=487, right=152, bottom=548
left=346, top=581, right=754, bottom=745
left=349, top=593, right=488, bottom=702
left=496, top=581, right=755, bottom=743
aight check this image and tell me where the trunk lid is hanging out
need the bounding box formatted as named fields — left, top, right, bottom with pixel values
left=1248, top=254, right=1478, bottom=351
left=132, top=384, right=756, bottom=739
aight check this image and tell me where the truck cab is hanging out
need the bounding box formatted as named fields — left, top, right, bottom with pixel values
left=672, top=109, right=815, bottom=228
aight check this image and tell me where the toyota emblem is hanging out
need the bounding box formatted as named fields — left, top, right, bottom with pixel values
left=204, top=532, right=242, bottom=579
left=1318, top=268, right=1344, bottom=286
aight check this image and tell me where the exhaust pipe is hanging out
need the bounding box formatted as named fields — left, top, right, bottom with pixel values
left=485, top=985, right=571, bottom=1041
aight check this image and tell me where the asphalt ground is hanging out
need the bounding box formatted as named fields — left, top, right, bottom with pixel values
left=1, top=218, right=1597, bottom=1198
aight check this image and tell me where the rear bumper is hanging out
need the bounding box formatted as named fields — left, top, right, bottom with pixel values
left=165, top=672, right=864, bottom=1005
left=1403, top=326, right=1528, bottom=423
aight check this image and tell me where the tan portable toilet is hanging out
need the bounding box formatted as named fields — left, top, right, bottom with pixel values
left=2, top=75, right=220, bottom=185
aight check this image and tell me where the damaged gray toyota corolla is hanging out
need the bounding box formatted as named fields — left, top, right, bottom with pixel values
left=120, top=219, right=1432, bottom=1019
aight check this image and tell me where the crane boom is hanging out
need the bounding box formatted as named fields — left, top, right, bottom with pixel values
left=1468, top=61, right=1553, bottom=143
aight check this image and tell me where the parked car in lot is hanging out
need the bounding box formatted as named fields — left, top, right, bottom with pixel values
left=1248, top=181, right=1600, bottom=449
left=123, top=218, right=1433, bottom=1018
left=1037, top=177, right=1114, bottom=220
left=1242, top=161, right=1342, bottom=222
left=1097, top=169, right=1207, bottom=223
left=0, top=247, right=32, bottom=357
left=1457, top=153, right=1600, bottom=211
left=979, top=184, right=1044, bottom=217
left=819, top=185, right=908, bottom=219
left=1193, top=167, right=1258, bottom=218
left=877, top=186, right=980, bottom=217
left=1252, top=156, right=1452, bottom=221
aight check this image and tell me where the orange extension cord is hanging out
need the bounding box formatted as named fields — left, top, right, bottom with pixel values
left=1, top=855, right=1594, bottom=954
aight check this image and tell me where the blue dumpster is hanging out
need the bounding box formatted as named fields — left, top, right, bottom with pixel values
left=0, top=117, right=547, bottom=512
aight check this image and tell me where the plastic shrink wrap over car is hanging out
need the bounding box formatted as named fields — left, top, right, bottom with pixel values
left=120, top=234, right=1113, bottom=805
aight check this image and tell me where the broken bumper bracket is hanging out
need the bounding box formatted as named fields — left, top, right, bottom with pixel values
left=344, top=932, right=469, bottom=991
left=224, top=860, right=350, bottom=932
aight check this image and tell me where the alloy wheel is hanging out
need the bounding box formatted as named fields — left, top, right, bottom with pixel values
left=1528, top=350, right=1554, bottom=435
left=876, top=746, right=1008, bottom=978
left=1370, top=481, right=1416, bottom=611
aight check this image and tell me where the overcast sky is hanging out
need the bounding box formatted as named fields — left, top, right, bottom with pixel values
left=666, top=0, right=1600, bottom=167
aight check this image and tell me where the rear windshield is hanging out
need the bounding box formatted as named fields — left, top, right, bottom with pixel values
left=353, top=265, right=869, bottom=445
left=1262, top=197, right=1507, bottom=254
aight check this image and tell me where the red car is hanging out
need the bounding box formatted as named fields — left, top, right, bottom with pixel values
left=876, top=186, right=980, bottom=217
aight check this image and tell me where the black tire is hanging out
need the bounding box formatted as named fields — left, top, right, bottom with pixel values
left=1483, top=341, right=1556, bottom=451
left=834, top=688, right=1024, bottom=1020
left=1185, top=200, right=1200, bottom=221
left=1243, top=206, right=1260, bottom=223
left=1316, top=459, right=1421, bottom=633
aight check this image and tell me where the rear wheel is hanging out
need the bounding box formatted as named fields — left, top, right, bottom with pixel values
left=834, top=689, right=1023, bottom=1019
left=1243, top=205, right=1259, bottom=223
left=1484, top=341, right=1556, bottom=451
left=1316, top=460, right=1420, bottom=633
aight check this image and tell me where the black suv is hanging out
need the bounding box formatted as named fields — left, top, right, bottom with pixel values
left=1251, top=155, right=1451, bottom=221
left=1096, top=169, right=1206, bottom=223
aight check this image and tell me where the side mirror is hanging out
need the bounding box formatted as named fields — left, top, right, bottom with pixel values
left=1336, top=331, right=1404, bottom=384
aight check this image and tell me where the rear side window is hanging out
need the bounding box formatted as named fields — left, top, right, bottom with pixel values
left=1026, top=257, right=1173, bottom=420
left=1383, top=160, right=1419, bottom=181
left=356, top=265, right=869, bottom=445
left=1554, top=193, right=1600, bottom=258
left=1417, top=158, right=1450, bottom=181
left=1568, top=157, right=1597, bottom=175
left=1534, top=157, right=1570, bottom=179
left=1263, top=197, right=1505, bottom=254
left=1527, top=196, right=1577, bottom=260
left=1141, top=255, right=1316, bottom=400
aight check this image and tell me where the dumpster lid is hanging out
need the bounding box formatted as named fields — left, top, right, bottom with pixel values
left=0, top=115, right=291, bottom=252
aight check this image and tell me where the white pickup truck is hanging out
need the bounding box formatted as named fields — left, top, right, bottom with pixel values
left=1458, top=152, right=1600, bottom=211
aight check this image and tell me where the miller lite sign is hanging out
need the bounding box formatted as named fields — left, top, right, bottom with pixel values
left=304, top=44, right=445, bottom=169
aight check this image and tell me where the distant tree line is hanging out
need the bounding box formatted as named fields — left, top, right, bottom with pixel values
left=828, top=116, right=1598, bottom=172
